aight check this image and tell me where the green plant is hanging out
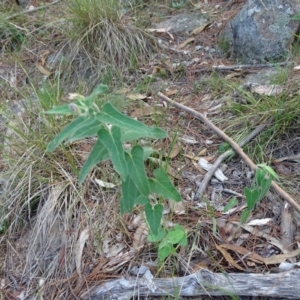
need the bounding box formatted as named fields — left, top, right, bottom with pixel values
left=224, top=164, right=279, bottom=223
left=171, top=0, right=186, bottom=9
left=148, top=224, right=187, bottom=262
left=0, top=19, right=25, bottom=52
left=292, top=13, right=300, bottom=21
left=45, top=84, right=186, bottom=261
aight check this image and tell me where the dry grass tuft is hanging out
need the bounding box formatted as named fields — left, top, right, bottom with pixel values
left=65, top=0, right=156, bottom=86
left=0, top=85, right=132, bottom=298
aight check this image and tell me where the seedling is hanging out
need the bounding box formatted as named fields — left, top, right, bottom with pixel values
left=45, top=84, right=186, bottom=261
left=224, top=164, right=278, bottom=224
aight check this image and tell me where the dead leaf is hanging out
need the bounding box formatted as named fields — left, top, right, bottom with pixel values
left=225, top=71, right=243, bottom=79
left=252, top=84, right=283, bottom=96
left=179, top=135, right=199, bottom=144
left=247, top=218, right=273, bottom=226
left=220, top=244, right=264, bottom=264
left=75, top=228, right=89, bottom=276
left=170, top=200, right=185, bottom=215
left=35, top=62, right=51, bottom=76
left=106, top=243, right=125, bottom=258
left=168, top=142, right=181, bottom=159
left=165, top=88, right=178, bottom=96
left=237, top=223, right=285, bottom=252
left=131, top=106, right=154, bottom=118
left=184, top=154, right=199, bottom=161
left=115, top=87, right=131, bottom=94
left=132, top=221, right=148, bottom=251
left=126, top=93, right=148, bottom=100
left=178, top=37, right=195, bottom=49
left=146, top=27, right=174, bottom=40
left=263, top=249, right=300, bottom=265
left=167, top=165, right=181, bottom=179
left=190, top=23, right=210, bottom=35
left=192, top=161, right=206, bottom=174
left=40, top=49, right=51, bottom=66
left=216, top=244, right=245, bottom=271
left=95, top=179, right=117, bottom=188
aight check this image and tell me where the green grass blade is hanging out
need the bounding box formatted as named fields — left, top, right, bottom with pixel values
left=244, top=187, right=260, bottom=210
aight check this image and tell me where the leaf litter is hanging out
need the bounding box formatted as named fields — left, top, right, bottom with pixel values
left=1, top=0, right=300, bottom=298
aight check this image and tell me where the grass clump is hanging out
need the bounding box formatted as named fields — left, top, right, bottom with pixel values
left=66, top=0, right=156, bottom=84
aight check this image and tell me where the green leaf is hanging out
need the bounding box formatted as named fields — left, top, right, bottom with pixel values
left=135, top=195, right=150, bottom=205
left=47, top=116, right=87, bottom=152
left=79, top=139, right=109, bottom=184
left=218, top=142, right=231, bottom=154
left=158, top=243, right=175, bottom=262
left=149, top=168, right=181, bottom=202
left=255, top=168, right=267, bottom=186
left=97, top=103, right=167, bottom=139
left=178, top=234, right=187, bottom=246
left=125, top=146, right=149, bottom=195
left=257, top=163, right=279, bottom=180
left=120, top=176, right=141, bottom=213
left=223, top=197, right=238, bottom=212
left=244, top=187, right=260, bottom=210
left=121, top=129, right=166, bottom=142
left=45, top=104, right=74, bottom=115
left=98, top=126, right=128, bottom=181
left=258, top=176, right=273, bottom=201
left=145, top=203, right=163, bottom=235
left=85, top=84, right=108, bottom=106
left=241, top=208, right=251, bottom=224
left=174, top=224, right=187, bottom=246
left=147, top=228, right=166, bottom=242
left=68, top=118, right=103, bottom=142
left=166, top=229, right=184, bottom=245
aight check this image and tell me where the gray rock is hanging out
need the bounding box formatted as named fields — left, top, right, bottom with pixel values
left=16, top=0, right=30, bottom=8
left=219, top=0, right=300, bottom=63
left=154, top=12, right=209, bottom=35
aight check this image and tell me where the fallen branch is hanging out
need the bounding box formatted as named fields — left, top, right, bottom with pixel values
left=196, top=121, right=271, bottom=197
left=5, top=0, right=62, bottom=21
left=80, top=268, right=300, bottom=299
left=212, top=62, right=288, bottom=71
left=157, top=92, right=300, bottom=213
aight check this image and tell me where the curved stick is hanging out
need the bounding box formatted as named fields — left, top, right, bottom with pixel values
left=196, top=122, right=270, bottom=198
left=157, top=92, right=300, bottom=213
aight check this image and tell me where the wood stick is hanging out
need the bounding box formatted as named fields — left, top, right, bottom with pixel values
left=157, top=92, right=300, bottom=213
left=196, top=122, right=270, bottom=198
left=80, top=268, right=300, bottom=299
left=5, top=0, right=62, bottom=21
left=212, top=62, right=288, bottom=71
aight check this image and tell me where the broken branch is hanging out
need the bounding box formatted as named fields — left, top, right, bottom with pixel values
left=157, top=92, right=300, bottom=213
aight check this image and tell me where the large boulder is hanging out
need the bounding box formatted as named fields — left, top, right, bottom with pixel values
left=219, top=0, right=300, bottom=63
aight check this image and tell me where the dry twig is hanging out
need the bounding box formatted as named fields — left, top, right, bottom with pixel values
left=212, top=62, right=288, bottom=71
left=157, top=92, right=300, bottom=213
left=196, top=121, right=271, bottom=197
left=5, top=0, right=62, bottom=21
